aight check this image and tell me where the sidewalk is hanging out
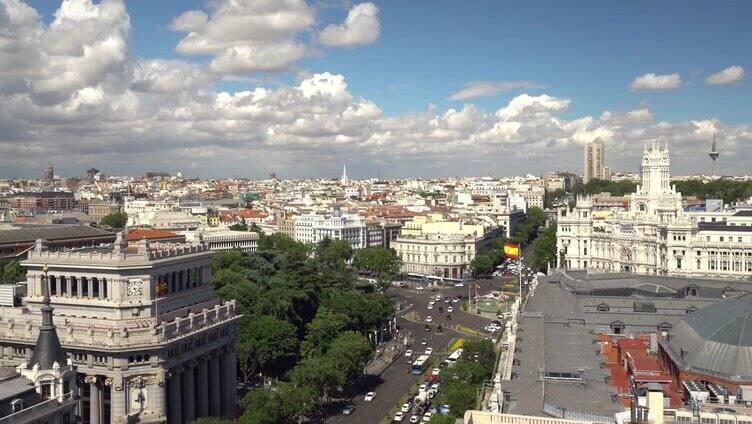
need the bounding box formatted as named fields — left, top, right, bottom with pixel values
left=367, top=333, right=413, bottom=375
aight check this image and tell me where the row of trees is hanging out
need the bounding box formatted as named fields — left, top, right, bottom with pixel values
left=209, top=232, right=395, bottom=423
left=429, top=339, right=496, bottom=423
left=566, top=178, right=752, bottom=205
left=469, top=207, right=551, bottom=277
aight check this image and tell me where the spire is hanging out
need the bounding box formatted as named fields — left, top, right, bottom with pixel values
left=341, top=164, right=348, bottom=185
left=27, top=264, right=67, bottom=370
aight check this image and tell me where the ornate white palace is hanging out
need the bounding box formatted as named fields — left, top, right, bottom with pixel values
left=0, top=233, right=241, bottom=424
left=557, top=142, right=752, bottom=279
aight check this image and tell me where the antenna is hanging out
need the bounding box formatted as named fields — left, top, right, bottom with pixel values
left=709, top=130, right=719, bottom=162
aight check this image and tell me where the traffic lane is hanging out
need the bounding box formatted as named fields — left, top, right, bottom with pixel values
left=327, top=318, right=451, bottom=424
left=397, top=285, right=498, bottom=336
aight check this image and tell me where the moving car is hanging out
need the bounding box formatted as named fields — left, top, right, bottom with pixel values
left=446, top=314, right=451, bottom=320
left=405, top=349, right=413, bottom=358
left=364, top=392, right=376, bottom=402
left=425, top=347, right=434, bottom=355
left=424, top=324, right=431, bottom=332
left=421, top=339, right=427, bottom=345
left=426, top=316, right=433, bottom=323
left=447, top=306, right=453, bottom=313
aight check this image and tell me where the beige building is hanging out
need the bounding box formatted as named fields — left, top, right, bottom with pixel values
left=0, top=235, right=240, bottom=424
left=393, top=218, right=502, bottom=280
left=583, top=140, right=606, bottom=183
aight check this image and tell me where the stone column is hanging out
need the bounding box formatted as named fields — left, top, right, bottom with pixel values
left=105, top=377, right=126, bottom=424
left=168, top=368, right=182, bottom=424
left=151, top=371, right=167, bottom=421
left=85, top=375, right=101, bottom=424
left=209, top=353, right=221, bottom=417
left=196, top=357, right=210, bottom=417
left=182, top=362, right=196, bottom=422
left=220, top=346, right=235, bottom=418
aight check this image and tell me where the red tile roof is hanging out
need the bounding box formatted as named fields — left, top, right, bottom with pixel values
left=125, top=228, right=180, bottom=241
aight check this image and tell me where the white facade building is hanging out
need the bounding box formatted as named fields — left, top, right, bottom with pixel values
left=558, top=142, right=752, bottom=279
left=294, top=212, right=368, bottom=248
left=184, top=229, right=258, bottom=253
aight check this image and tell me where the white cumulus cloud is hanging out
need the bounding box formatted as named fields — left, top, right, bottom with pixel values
left=706, top=66, right=745, bottom=85
left=630, top=73, right=682, bottom=91
left=448, top=81, right=544, bottom=101
left=319, top=2, right=380, bottom=47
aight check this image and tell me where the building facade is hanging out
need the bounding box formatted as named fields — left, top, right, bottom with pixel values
left=0, top=235, right=240, bottom=423
left=583, top=139, right=606, bottom=183
left=184, top=229, right=258, bottom=253
left=294, top=212, right=369, bottom=248
left=558, top=142, right=752, bottom=279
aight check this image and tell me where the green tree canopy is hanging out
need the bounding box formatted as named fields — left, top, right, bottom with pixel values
left=100, top=212, right=127, bottom=228
left=1, top=260, right=25, bottom=283
left=300, top=307, right=348, bottom=358
left=236, top=315, right=299, bottom=382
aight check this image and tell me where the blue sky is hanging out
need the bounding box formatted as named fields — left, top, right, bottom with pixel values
left=27, top=0, right=752, bottom=122
left=3, top=0, right=750, bottom=178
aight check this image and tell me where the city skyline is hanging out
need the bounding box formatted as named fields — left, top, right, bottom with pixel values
left=1, top=0, right=750, bottom=179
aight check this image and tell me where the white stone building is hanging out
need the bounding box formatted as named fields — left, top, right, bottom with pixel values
left=558, top=142, right=752, bottom=279
left=184, top=229, right=258, bottom=253
left=0, top=235, right=240, bottom=423
left=294, top=212, right=369, bottom=248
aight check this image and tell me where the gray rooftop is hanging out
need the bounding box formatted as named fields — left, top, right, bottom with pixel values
left=663, top=292, right=752, bottom=382
left=0, top=225, right=114, bottom=244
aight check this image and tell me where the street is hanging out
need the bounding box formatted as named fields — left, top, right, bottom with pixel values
left=327, top=278, right=505, bottom=424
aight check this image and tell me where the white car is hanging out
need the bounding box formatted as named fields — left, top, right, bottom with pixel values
left=431, top=368, right=441, bottom=376
left=454, top=282, right=464, bottom=287
left=410, top=416, right=420, bottom=423
left=401, top=403, right=411, bottom=413
left=416, top=286, right=424, bottom=290
left=425, top=347, right=434, bottom=355
left=447, top=306, right=453, bottom=313
left=419, top=383, right=429, bottom=391
left=431, top=382, right=440, bottom=390
left=426, top=316, right=433, bottom=323
left=394, top=411, right=405, bottom=422
left=405, top=349, right=413, bottom=358
left=427, top=304, right=433, bottom=310
left=422, top=412, right=433, bottom=422
left=364, top=392, right=376, bottom=402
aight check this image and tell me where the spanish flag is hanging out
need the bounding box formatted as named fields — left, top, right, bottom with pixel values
left=503, top=243, right=520, bottom=259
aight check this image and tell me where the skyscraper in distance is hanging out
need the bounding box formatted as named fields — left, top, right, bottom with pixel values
left=44, top=163, right=54, bottom=181
left=583, top=140, right=605, bottom=183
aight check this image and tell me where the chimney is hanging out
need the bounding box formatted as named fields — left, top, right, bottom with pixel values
left=646, top=383, right=664, bottom=424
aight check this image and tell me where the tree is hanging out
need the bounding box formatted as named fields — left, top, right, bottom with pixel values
left=469, top=255, right=493, bottom=278
left=288, top=356, right=345, bottom=401
left=240, top=382, right=315, bottom=424
left=429, top=414, right=458, bottom=424
left=229, top=217, right=249, bottom=231
left=437, top=382, right=476, bottom=418
left=236, top=315, right=299, bottom=383
left=529, top=224, right=557, bottom=272
left=192, top=419, right=234, bottom=424
left=316, top=238, right=353, bottom=268
left=100, top=212, right=127, bottom=228
left=300, top=308, right=347, bottom=358
left=325, top=331, right=373, bottom=386
left=352, top=246, right=402, bottom=290
left=1, top=260, right=25, bottom=283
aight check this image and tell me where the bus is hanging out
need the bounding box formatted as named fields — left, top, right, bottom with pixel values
left=411, top=354, right=431, bottom=375
left=444, top=348, right=463, bottom=367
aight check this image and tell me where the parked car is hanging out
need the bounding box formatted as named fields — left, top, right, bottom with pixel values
left=364, top=392, right=376, bottom=402
left=401, top=403, right=411, bottom=413
left=410, top=416, right=420, bottom=423
left=394, top=411, right=405, bottom=422
left=342, top=404, right=355, bottom=415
